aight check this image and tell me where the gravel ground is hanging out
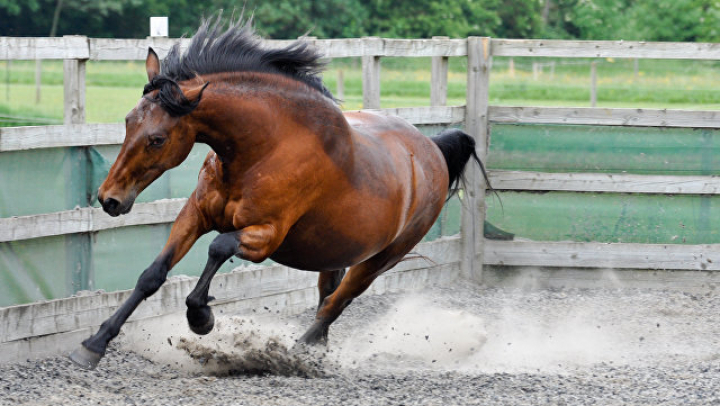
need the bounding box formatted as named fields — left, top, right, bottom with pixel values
left=3, top=282, right=720, bottom=406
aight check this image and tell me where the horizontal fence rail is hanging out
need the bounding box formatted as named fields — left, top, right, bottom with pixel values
left=5, top=106, right=720, bottom=153
left=0, top=199, right=186, bottom=243
left=484, top=240, right=720, bottom=271
left=488, top=171, right=720, bottom=195
left=0, top=123, right=124, bottom=152
left=6, top=36, right=720, bottom=60
left=489, top=106, right=720, bottom=128
left=491, top=39, right=720, bottom=60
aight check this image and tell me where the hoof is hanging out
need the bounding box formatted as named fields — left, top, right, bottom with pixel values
left=298, top=324, right=328, bottom=346
left=68, top=345, right=103, bottom=370
left=187, top=306, right=215, bottom=335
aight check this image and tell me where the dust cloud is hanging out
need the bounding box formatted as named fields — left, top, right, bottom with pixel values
left=118, top=281, right=710, bottom=377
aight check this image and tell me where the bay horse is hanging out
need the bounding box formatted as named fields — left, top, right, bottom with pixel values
left=69, top=17, right=487, bottom=370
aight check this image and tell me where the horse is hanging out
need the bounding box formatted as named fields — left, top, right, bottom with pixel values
left=69, top=17, right=487, bottom=370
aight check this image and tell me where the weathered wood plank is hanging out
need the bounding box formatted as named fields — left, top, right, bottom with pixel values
left=345, top=106, right=465, bottom=125
left=489, top=106, right=720, bottom=128
left=0, top=124, right=124, bottom=152
left=482, top=266, right=720, bottom=292
left=492, top=39, right=720, bottom=60
left=362, top=37, right=382, bottom=109
left=271, top=38, right=467, bottom=57
left=87, top=37, right=467, bottom=61
left=488, top=170, right=720, bottom=195
left=88, top=37, right=190, bottom=60
left=0, top=199, right=186, bottom=242
left=8, top=37, right=720, bottom=62
left=0, top=36, right=89, bottom=60
left=484, top=240, right=720, bottom=271
left=0, top=106, right=461, bottom=152
left=431, top=37, right=449, bottom=107
left=376, top=38, right=467, bottom=57
left=462, top=37, right=491, bottom=283
left=63, top=59, right=86, bottom=125
left=7, top=106, right=720, bottom=153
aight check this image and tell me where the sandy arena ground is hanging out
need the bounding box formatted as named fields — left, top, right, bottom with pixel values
left=2, top=281, right=720, bottom=405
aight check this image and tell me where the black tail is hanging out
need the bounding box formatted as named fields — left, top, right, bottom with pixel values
left=431, top=128, right=493, bottom=199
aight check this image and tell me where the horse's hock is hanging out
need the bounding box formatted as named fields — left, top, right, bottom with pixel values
left=3, top=35, right=720, bottom=363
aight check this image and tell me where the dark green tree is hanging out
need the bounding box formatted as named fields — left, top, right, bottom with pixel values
left=367, top=0, right=503, bottom=38
left=495, top=0, right=544, bottom=39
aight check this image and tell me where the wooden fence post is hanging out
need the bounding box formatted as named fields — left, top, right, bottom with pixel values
left=362, top=37, right=382, bottom=109
left=63, top=59, right=86, bottom=125
left=63, top=40, right=92, bottom=293
left=431, top=36, right=449, bottom=107
left=462, top=37, right=491, bottom=283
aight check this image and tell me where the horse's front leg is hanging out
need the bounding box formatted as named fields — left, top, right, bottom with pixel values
left=69, top=198, right=208, bottom=370
left=185, top=232, right=240, bottom=335
left=185, top=224, right=282, bottom=335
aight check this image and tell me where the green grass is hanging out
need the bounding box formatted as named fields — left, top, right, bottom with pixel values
left=2, top=57, right=720, bottom=124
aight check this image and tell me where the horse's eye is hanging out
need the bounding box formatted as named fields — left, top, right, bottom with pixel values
left=148, top=134, right=167, bottom=147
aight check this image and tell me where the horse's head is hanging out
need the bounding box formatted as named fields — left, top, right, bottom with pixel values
left=98, top=49, right=207, bottom=216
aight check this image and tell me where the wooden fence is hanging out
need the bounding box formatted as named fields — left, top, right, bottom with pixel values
left=3, top=35, right=720, bottom=291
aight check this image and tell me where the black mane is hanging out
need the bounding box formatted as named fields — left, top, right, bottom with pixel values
left=143, top=15, right=334, bottom=116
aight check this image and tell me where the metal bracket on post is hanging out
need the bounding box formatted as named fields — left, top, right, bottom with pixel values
left=461, top=37, right=491, bottom=283
left=63, top=43, right=93, bottom=293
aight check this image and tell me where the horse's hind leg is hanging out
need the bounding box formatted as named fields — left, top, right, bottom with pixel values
left=185, top=232, right=241, bottom=335
left=317, top=269, right=345, bottom=310
left=300, top=246, right=408, bottom=345
left=314, top=269, right=346, bottom=342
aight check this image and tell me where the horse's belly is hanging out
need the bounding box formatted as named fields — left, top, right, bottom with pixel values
left=269, top=230, right=381, bottom=271
left=269, top=205, right=399, bottom=271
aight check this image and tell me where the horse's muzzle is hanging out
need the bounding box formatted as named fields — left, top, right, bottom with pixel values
left=99, top=196, right=133, bottom=217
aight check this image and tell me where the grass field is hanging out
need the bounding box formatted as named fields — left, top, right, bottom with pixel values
left=2, top=57, right=720, bottom=125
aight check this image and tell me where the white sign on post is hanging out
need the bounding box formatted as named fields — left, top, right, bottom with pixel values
left=150, top=17, right=169, bottom=37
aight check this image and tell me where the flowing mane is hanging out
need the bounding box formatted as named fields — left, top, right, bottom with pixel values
left=143, top=15, right=335, bottom=116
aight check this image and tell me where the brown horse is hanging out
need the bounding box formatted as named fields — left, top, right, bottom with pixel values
left=69, top=18, right=486, bottom=370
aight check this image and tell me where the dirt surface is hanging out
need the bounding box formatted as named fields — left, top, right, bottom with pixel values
left=3, top=283, right=720, bottom=405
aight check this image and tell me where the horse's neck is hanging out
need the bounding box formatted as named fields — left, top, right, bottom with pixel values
left=193, top=76, right=351, bottom=167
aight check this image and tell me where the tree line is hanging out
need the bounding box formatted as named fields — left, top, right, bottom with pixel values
left=1, top=0, right=719, bottom=42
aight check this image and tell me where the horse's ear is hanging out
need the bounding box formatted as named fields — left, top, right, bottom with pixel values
left=183, top=82, right=210, bottom=104
left=146, top=48, right=160, bottom=81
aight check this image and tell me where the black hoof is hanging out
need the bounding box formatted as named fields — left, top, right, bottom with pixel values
left=187, top=306, right=215, bottom=335
left=68, top=345, right=103, bottom=370
left=298, top=324, right=328, bottom=346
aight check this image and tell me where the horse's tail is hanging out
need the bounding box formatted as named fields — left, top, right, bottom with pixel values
left=430, top=128, right=493, bottom=199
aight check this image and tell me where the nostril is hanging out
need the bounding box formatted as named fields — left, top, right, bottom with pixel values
left=101, top=197, right=120, bottom=213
